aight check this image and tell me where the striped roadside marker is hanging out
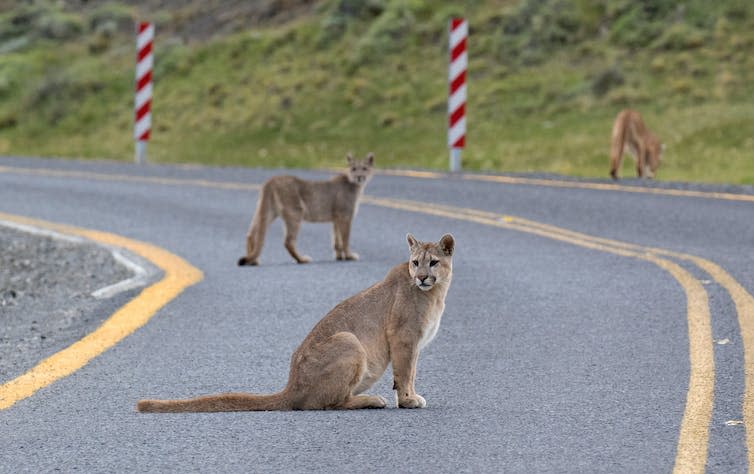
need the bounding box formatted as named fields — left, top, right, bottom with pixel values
left=448, top=17, right=467, bottom=172
left=134, top=22, right=153, bottom=164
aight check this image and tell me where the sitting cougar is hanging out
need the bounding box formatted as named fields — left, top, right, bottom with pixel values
left=237, top=153, right=374, bottom=266
left=138, top=233, right=454, bottom=412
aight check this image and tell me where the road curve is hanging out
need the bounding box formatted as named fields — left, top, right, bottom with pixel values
left=0, top=156, right=752, bottom=473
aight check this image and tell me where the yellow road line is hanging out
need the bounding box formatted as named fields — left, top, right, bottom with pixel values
left=681, top=257, right=754, bottom=469
left=426, top=196, right=752, bottom=469
left=0, top=165, right=261, bottom=191
left=377, top=169, right=754, bottom=203
left=0, top=212, right=203, bottom=410
left=501, top=211, right=754, bottom=450
left=651, top=257, right=714, bottom=474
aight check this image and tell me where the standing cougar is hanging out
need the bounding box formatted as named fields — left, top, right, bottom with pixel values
left=237, top=153, right=374, bottom=266
left=138, top=233, right=454, bottom=412
left=609, top=109, right=664, bottom=179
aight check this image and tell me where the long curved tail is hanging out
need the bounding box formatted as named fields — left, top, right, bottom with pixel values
left=137, top=391, right=290, bottom=413
left=238, top=183, right=275, bottom=266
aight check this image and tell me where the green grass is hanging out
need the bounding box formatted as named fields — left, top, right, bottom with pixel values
left=0, top=0, right=753, bottom=184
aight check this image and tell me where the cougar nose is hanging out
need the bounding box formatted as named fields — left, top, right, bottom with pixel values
left=418, top=275, right=429, bottom=283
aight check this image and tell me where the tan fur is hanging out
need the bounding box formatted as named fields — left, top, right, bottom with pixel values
left=137, top=233, right=455, bottom=413
left=237, top=153, right=374, bottom=266
left=609, top=109, right=663, bottom=180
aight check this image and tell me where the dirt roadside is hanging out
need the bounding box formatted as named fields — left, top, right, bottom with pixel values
left=0, top=225, right=136, bottom=381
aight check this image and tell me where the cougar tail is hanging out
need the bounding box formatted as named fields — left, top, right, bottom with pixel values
left=238, top=184, right=275, bottom=266
left=609, top=115, right=627, bottom=180
left=137, top=391, right=291, bottom=413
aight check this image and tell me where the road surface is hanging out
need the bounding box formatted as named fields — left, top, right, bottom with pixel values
left=0, top=156, right=752, bottom=473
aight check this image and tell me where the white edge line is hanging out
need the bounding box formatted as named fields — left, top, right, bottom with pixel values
left=0, top=219, right=155, bottom=300
left=0, top=220, right=84, bottom=244
left=91, top=250, right=151, bottom=300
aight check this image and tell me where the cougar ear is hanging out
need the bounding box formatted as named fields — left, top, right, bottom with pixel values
left=407, top=233, right=418, bottom=249
left=346, top=152, right=354, bottom=165
left=366, top=152, right=374, bottom=166
left=439, top=234, right=455, bottom=256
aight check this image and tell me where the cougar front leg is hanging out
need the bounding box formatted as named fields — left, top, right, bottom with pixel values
left=332, top=221, right=345, bottom=260
left=334, top=217, right=358, bottom=261
left=636, top=146, right=646, bottom=178
left=389, top=340, right=425, bottom=408
left=282, top=211, right=311, bottom=264
left=643, top=151, right=655, bottom=179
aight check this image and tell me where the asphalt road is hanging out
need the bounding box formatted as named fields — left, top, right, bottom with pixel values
left=0, top=156, right=752, bottom=473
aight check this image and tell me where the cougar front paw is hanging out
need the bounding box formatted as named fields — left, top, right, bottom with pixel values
left=398, top=394, right=426, bottom=409
left=335, top=251, right=358, bottom=261
left=296, top=255, right=312, bottom=264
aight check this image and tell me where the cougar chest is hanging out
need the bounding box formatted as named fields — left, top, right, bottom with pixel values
left=418, top=300, right=445, bottom=350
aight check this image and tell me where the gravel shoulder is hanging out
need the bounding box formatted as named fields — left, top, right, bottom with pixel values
left=0, top=225, right=142, bottom=381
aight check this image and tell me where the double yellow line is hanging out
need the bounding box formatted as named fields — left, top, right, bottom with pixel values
left=379, top=169, right=754, bottom=204
left=0, top=164, right=751, bottom=471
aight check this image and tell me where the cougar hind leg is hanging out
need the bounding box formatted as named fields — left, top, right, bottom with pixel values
left=288, top=332, right=385, bottom=410
left=281, top=210, right=311, bottom=264
left=609, top=147, right=623, bottom=181
left=609, top=123, right=626, bottom=180
left=340, top=394, right=388, bottom=409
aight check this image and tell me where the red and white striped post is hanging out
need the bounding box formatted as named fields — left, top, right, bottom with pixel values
left=448, top=17, right=467, bottom=172
left=134, top=22, right=153, bottom=164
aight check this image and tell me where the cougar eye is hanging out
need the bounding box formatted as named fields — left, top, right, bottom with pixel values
left=412, top=260, right=419, bottom=266
left=429, top=260, right=439, bottom=267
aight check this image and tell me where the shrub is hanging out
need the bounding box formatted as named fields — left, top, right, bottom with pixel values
left=35, top=10, right=83, bottom=40
left=87, top=4, right=134, bottom=34
left=670, top=78, right=693, bottom=95
left=0, top=7, right=40, bottom=41
left=28, top=74, right=105, bottom=112
left=1, top=4, right=83, bottom=42
left=591, top=67, right=624, bottom=97
left=319, top=0, right=386, bottom=44
left=0, top=113, right=18, bottom=129
left=651, top=23, right=707, bottom=50
left=497, top=0, right=592, bottom=65
left=608, top=6, right=664, bottom=48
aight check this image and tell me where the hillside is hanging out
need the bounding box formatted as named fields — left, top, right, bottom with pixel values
left=0, top=0, right=752, bottom=183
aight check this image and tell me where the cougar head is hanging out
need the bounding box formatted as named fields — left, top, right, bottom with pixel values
left=406, top=233, right=454, bottom=291
left=346, top=152, right=375, bottom=185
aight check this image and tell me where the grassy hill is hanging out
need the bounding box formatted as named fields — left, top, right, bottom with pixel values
left=0, top=0, right=752, bottom=184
